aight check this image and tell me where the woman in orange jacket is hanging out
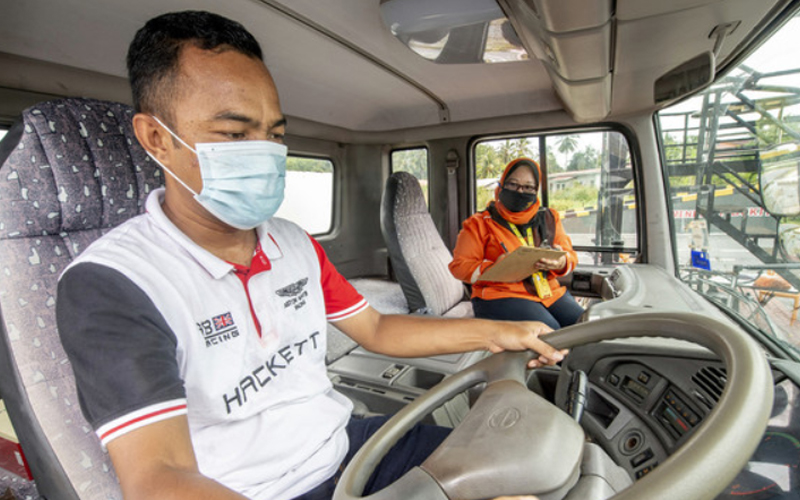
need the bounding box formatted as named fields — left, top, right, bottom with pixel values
left=449, top=158, right=584, bottom=329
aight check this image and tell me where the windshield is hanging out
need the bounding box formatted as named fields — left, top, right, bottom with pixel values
left=657, top=15, right=800, bottom=345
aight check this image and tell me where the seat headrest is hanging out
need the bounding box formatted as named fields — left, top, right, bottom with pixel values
left=0, top=98, right=162, bottom=240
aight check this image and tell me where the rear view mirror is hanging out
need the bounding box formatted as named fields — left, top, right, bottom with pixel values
left=760, top=144, right=800, bottom=217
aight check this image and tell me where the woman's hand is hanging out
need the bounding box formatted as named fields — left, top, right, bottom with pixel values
left=534, top=255, right=566, bottom=271
left=534, top=244, right=566, bottom=272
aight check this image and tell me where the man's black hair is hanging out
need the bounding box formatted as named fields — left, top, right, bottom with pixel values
left=127, top=10, right=263, bottom=120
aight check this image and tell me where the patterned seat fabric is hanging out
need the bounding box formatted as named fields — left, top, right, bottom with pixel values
left=0, top=98, right=163, bottom=500
left=380, top=172, right=473, bottom=317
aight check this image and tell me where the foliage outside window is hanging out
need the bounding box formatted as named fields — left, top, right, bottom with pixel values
left=275, top=156, right=334, bottom=235
left=474, top=131, right=636, bottom=265
left=392, top=148, right=429, bottom=206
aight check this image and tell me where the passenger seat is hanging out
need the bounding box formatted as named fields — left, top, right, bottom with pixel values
left=380, top=172, right=473, bottom=317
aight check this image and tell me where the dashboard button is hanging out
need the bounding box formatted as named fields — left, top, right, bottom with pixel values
left=636, top=462, right=658, bottom=479
left=630, top=448, right=654, bottom=468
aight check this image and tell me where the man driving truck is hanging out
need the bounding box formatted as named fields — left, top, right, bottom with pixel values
left=55, top=10, right=563, bottom=500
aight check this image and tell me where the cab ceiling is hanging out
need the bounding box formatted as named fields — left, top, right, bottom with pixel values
left=0, top=0, right=792, bottom=132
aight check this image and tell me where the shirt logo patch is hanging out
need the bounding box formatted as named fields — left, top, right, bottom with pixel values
left=275, top=278, right=308, bottom=297
left=198, top=312, right=240, bottom=348
left=276, top=277, right=309, bottom=311
left=214, top=312, right=234, bottom=330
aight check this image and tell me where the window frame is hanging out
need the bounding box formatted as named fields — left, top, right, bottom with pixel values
left=468, top=125, right=646, bottom=264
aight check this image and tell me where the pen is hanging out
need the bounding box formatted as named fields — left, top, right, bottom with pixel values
left=500, top=242, right=509, bottom=253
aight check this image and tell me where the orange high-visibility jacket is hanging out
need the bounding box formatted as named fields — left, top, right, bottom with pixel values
left=449, top=207, right=578, bottom=307
left=449, top=157, right=578, bottom=308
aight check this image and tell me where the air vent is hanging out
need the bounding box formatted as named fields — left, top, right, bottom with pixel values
left=692, top=366, right=727, bottom=406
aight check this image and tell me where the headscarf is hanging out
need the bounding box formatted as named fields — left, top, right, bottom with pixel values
left=493, top=158, right=541, bottom=225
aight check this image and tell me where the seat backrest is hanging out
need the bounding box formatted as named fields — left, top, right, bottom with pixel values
left=380, top=172, right=472, bottom=317
left=0, top=98, right=163, bottom=499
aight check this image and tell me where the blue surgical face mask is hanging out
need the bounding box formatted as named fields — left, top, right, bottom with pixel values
left=148, top=116, right=287, bottom=230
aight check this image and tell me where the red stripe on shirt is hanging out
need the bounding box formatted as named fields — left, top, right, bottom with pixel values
left=327, top=299, right=369, bottom=321
left=100, top=403, right=187, bottom=441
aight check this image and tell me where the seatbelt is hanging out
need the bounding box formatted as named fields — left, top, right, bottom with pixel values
left=446, top=150, right=460, bottom=249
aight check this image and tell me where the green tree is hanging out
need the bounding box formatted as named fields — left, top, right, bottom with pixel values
left=545, top=146, right=562, bottom=172
left=498, top=139, right=515, bottom=165
left=475, top=143, right=505, bottom=180
left=392, top=149, right=428, bottom=180
left=286, top=157, right=332, bottom=173
left=475, top=143, right=504, bottom=209
left=556, top=135, right=579, bottom=169
left=511, top=137, right=534, bottom=159
left=567, top=146, right=599, bottom=171
left=549, top=184, right=599, bottom=212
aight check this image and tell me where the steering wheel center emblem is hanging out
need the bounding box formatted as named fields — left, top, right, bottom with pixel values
left=488, top=407, right=521, bottom=429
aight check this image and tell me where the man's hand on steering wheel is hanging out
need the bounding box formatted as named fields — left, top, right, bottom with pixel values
left=486, top=321, right=568, bottom=369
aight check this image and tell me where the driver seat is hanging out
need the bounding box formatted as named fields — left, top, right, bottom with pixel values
left=0, top=98, right=161, bottom=499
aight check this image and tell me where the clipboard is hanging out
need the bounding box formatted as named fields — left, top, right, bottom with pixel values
left=477, top=246, right=567, bottom=283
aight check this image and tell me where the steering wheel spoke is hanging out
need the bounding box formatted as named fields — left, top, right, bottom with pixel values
left=422, top=380, right=584, bottom=499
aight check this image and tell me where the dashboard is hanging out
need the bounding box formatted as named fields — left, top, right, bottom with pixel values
left=557, top=345, right=800, bottom=498
left=330, top=265, right=799, bottom=498
left=553, top=265, right=800, bottom=498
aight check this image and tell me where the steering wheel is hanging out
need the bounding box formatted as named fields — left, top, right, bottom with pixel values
left=333, top=312, right=774, bottom=500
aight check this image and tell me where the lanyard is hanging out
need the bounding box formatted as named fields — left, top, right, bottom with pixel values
left=509, top=224, right=534, bottom=247
left=510, top=223, right=552, bottom=299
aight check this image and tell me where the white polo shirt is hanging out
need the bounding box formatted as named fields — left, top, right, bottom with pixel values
left=57, top=188, right=368, bottom=500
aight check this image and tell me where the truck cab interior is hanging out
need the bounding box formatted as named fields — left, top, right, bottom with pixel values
left=1, top=0, right=800, bottom=499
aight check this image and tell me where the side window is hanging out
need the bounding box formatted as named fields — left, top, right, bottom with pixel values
left=391, top=148, right=430, bottom=206
left=0, top=129, right=7, bottom=142
left=473, top=130, right=637, bottom=265
left=275, top=156, right=334, bottom=235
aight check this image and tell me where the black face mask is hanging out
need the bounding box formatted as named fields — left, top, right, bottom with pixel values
left=499, top=188, right=537, bottom=212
